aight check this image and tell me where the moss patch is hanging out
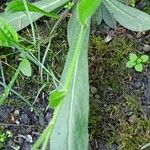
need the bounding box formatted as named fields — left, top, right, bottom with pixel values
left=89, top=35, right=150, bottom=149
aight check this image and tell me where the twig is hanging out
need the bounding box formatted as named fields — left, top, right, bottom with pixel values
left=0, top=60, right=6, bottom=86
left=0, top=123, right=35, bottom=127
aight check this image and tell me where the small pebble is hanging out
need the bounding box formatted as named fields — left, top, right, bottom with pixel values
left=15, top=120, right=20, bottom=125
left=136, top=32, right=142, bottom=38
left=18, top=137, right=24, bottom=144
left=91, top=56, right=96, bottom=62
left=91, top=86, right=98, bottom=95
left=39, top=116, right=45, bottom=126
left=128, top=115, right=136, bottom=124
left=143, top=44, right=150, bottom=52
left=95, top=94, right=100, bottom=99
left=138, top=46, right=143, bottom=51
left=134, top=79, right=142, bottom=89
left=20, top=113, right=30, bottom=124
left=14, top=110, right=19, bottom=116
left=45, top=112, right=52, bottom=122
left=25, top=135, right=33, bottom=143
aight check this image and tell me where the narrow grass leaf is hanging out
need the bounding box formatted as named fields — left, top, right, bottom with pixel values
left=6, top=0, right=59, bottom=19
left=141, top=143, right=150, bottom=150
left=0, top=64, right=20, bottom=105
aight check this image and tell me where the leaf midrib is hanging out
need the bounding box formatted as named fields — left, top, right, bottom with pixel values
left=67, top=24, right=86, bottom=149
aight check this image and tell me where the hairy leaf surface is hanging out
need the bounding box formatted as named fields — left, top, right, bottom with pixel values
left=6, top=0, right=59, bottom=19
left=50, top=7, right=90, bottom=150
left=103, top=0, right=150, bottom=31
left=0, top=0, right=68, bottom=31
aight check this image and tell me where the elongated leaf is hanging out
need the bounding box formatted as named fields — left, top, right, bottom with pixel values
left=103, top=0, right=150, bottom=31
left=141, top=143, right=150, bottom=150
left=0, top=61, right=20, bottom=105
left=93, top=6, right=103, bottom=25
left=115, top=0, right=127, bottom=3
left=102, top=4, right=116, bottom=29
left=6, top=0, right=59, bottom=19
left=0, top=16, right=18, bottom=47
left=78, top=0, right=101, bottom=24
left=0, top=0, right=68, bottom=31
left=50, top=7, right=90, bottom=150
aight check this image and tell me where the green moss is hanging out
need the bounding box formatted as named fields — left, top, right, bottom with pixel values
left=116, top=96, right=150, bottom=150
left=89, top=35, right=137, bottom=92
left=0, top=128, right=12, bottom=149
left=143, top=0, right=150, bottom=14
left=89, top=35, right=149, bottom=149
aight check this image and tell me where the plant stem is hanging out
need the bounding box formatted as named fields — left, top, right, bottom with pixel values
left=32, top=102, right=62, bottom=150
left=23, top=0, right=36, bottom=46
left=0, top=61, right=21, bottom=105
left=32, top=21, right=88, bottom=148
left=14, top=43, right=60, bottom=87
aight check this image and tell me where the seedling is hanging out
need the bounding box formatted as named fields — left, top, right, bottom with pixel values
left=126, top=53, right=149, bottom=72
left=0, top=0, right=150, bottom=149
left=0, top=129, right=12, bottom=148
left=130, top=0, right=136, bottom=7
left=64, top=2, right=74, bottom=10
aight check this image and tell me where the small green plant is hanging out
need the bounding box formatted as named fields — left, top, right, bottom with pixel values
left=0, top=0, right=150, bottom=149
left=130, top=0, right=136, bottom=7
left=0, top=129, right=12, bottom=148
left=126, top=53, right=149, bottom=72
left=64, top=2, right=74, bottom=10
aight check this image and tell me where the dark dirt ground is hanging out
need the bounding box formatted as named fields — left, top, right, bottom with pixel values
left=0, top=0, right=150, bottom=150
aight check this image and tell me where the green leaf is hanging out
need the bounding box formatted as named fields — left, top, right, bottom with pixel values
left=140, top=55, right=149, bottom=63
left=0, top=0, right=68, bottom=31
left=137, top=58, right=142, bottom=64
left=6, top=0, right=59, bottom=19
left=50, top=7, right=90, bottom=150
left=102, top=4, right=116, bottom=29
left=141, top=143, right=150, bottom=150
left=0, top=16, right=18, bottom=47
left=49, top=90, right=67, bottom=108
left=129, top=53, right=137, bottom=61
left=78, top=0, right=101, bottom=24
left=20, top=58, right=32, bottom=77
left=93, top=6, right=103, bottom=25
left=126, top=61, right=135, bottom=68
left=0, top=62, right=20, bottom=105
left=134, top=63, right=143, bottom=72
left=103, top=0, right=150, bottom=31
